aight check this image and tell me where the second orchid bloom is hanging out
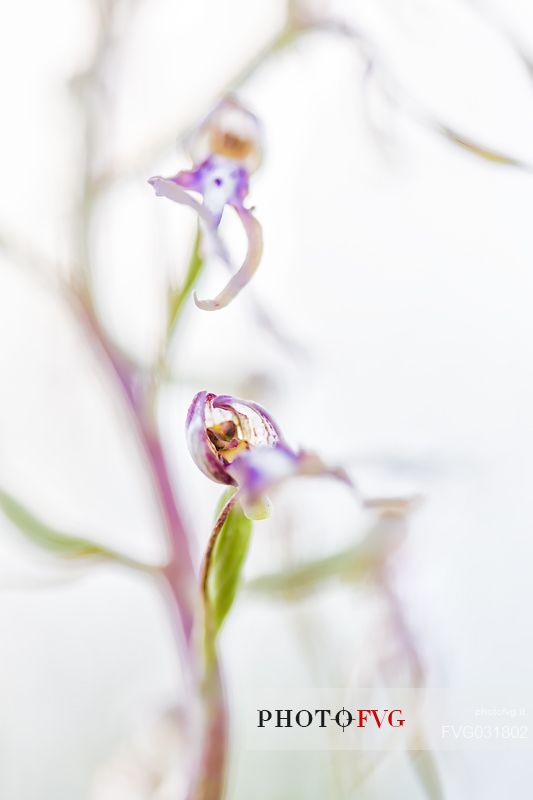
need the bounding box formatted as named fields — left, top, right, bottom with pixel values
left=149, top=97, right=263, bottom=311
left=186, top=392, right=352, bottom=520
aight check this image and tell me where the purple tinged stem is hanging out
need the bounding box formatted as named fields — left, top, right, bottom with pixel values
left=74, top=284, right=196, bottom=648
left=188, top=656, right=228, bottom=800
left=76, top=287, right=231, bottom=800
left=142, top=422, right=195, bottom=646
left=187, top=492, right=238, bottom=800
left=187, top=624, right=229, bottom=800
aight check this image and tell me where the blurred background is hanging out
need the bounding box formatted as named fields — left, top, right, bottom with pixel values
left=0, top=0, right=532, bottom=797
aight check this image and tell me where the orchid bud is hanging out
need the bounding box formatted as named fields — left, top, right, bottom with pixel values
left=149, top=97, right=263, bottom=311
left=186, top=392, right=352, bottom=520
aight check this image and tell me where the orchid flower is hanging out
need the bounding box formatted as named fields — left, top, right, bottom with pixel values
left=149, top=97, right=264, bottom=311
left=186, top=391, right=353, bottom=520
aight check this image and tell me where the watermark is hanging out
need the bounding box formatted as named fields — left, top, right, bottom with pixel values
left=234, top=688, right=531, bottom=751
left=441, top=724, right=528, bottom=741
left=258, top=707, right=405, bottom=731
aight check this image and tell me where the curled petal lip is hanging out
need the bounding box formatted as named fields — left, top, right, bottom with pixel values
left=194, top=205, right=263, bottom=311
left=149, top=161, right=262, bottom=311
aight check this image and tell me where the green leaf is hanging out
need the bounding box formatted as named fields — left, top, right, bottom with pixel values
left=437, top=124, right=532, bottom=170
left=207, top=490, right=253, bottom=634
left=409, top=745, right=445, bottom=800
left=0, top=487, right=156, bottom=572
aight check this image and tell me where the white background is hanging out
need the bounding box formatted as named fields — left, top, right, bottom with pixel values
left=0, top=0, right=532, bottom=797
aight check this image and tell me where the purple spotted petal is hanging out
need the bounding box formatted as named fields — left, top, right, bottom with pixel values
left=194, top=205, right=263, bottom=311
left=170, top=167, right=204, bottom=191
left=185, top=391, right=236, bottom=486
left=149, top=155, right=262, bottom=311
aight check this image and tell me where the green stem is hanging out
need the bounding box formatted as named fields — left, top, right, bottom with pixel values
left=188, top=492, right=240, bottom=800
left=188, top=649, right=228, bottom=800
left=167, top=226, right=203, bottom=336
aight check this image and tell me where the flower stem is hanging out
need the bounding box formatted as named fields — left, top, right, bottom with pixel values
left=188, top=651, right=229, bottom=800
left=167, top=226, right=203, bottom=338
left=140, top=415, right=196, bottom=646
left=186, top=491, right=240, bottom=800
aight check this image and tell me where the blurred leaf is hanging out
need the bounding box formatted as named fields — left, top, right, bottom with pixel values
left=437, top=124, right=532, bottom=170
left=246, top=528, right=391, bottom=597
left=207, top=490, right=253, bottom=634
left=409, top=744, right=445, bottom=800
left=0, top=487, right=157, bottom=572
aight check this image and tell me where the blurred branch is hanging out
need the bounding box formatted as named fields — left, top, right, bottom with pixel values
left=0, top=487, right=161, bottom=575
left=69, top=0, right=153, bottom=371
left=441, top=123, right=533, bottom=166
left=466, top=0, right=533, bottom=82
left=74, top=290, right=198, bottom=640
left=93, top=14, right=311, bottom=189
left=313, top=15, right=533, bottom=172
left=0, top=229, right=64, bottom=289
left=375, top=521, right=445, bottom=800
left=0, top=227, right=147, bottom=397
left=0, top=570, right=91, bottom=592
left=67, top=0, right=198, bottom=651
left=411, top=116, right=533, bottom=171
left=379, top=563, right=424, bottom=686
left=0, top=238, right=196, bottom=629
